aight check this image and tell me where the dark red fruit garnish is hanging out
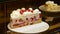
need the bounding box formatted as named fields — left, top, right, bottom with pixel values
left=31, top=10, right=33, bottom=13
left=27, top=10, right=31, bottom=12
left=15, top=20, right=17, bottom=22
left=20, top=10, right=24, bottom=14
left=40, top=14, right=42, bottom=18
left=31, top=18, right=34, bottom=20
left=28, top=9, right=33, bottom=13
left=26, top=18, right=28, bottom=20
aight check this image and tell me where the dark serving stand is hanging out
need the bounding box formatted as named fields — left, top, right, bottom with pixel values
left=38, top=6, right=60, bottom=34
left=41, top=11, right=60, bottom=17
left=39, top=5, right=60, bottom=25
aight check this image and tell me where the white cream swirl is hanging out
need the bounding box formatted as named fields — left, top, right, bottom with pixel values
left=46, top=1, right=54, bottom=4
left=10, top=8, right=41, bottom=19
left=10, top=9, right=21, bottom=19
left=33, top=9, right=41, bottom=15
left=23, top=11, right=33, bottom=18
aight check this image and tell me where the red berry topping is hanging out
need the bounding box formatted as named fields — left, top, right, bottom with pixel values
left=28, top=10, right=31, bottom=12
left=31, top=10, right=33, bottom=13
left=26, top=18, right=28, bottom=20
left=20, top=11, right=23, bottom=14
left=20, top=10, right=24, bottom=14
left=27, top=10, right=33, bottom=13
left=15, top=20, right=17, bottom=22
left=20, top=8, right=26, bottom=14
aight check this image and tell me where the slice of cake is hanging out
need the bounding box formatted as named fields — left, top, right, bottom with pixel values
left=10, top=8, right=42, bottom=28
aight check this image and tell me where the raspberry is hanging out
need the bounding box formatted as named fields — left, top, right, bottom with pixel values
left=28, top=10, right=33, bottom=13
left=26, top=18, right=28, bottom=20
left=31, top=18, right=33, bottom=20
left=15, top=20, right=17, bottom=22
left=20, top=10, right=24, bottom=14
left=31, top=10, right=33, bottom=13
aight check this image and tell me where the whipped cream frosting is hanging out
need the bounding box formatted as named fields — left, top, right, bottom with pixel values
left=33, top=9, right=41, bottom=15
left=46, top=1, right=54, bottom=4
left=45, top=1, right=58, bottom=6
left=10, top=8, right=41, bottom=19
left=11, top=9, right=21, bottom=19
left=23, top=11, right=33, bottom=18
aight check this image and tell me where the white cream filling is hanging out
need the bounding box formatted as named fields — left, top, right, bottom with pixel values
left=11, top=10, right=21, bottom=19
left=33, top=9, right=41, bottom=16
left=23, top=11, right=33, bottom=18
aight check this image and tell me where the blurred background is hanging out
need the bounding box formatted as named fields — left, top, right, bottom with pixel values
left=0, top=0, right=60, bottom=34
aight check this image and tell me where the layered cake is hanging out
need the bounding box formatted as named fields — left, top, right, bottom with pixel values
left=10, top=8, right=42, bottom=28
